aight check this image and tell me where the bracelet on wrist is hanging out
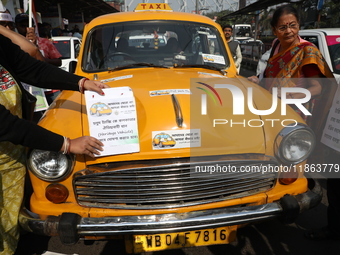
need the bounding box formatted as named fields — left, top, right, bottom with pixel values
left=62, top=136, right=68, bottom=154
left=67, top=137, right=71, bottom=155
left=62, top=136, right=72, bottom=155
left=79, top=78, right=89, bottom=94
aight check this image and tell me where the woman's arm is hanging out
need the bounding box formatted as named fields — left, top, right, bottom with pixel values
left=0, top=103, right=103, bottom=157
left=288, top=64, right=323, bottom=99
left=286, top=78, right=322, bottom=99
left=0, top=25, right=45, bottom=61
left=0, top=104, right=64, bottom=151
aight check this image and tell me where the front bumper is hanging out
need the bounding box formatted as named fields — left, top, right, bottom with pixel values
left=19, top=178, right=322, bottom=244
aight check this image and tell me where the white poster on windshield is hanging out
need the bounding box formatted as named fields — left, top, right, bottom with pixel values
left=85, top=87, right=139, bottom=157
left=202, top=54, right=225, bottom=65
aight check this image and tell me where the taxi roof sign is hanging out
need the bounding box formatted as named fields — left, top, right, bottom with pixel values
left=134, top=3, right=173, bottom=12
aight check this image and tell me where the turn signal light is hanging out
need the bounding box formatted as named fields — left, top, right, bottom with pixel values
left=45, top=184, right=69, bottom=204
left=279, top=170, right=299, bottom=185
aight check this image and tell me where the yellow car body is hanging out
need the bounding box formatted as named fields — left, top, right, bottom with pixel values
left=20, top=4, right=322, bottom=253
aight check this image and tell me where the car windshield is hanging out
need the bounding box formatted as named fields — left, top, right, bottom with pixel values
left=234, top=25, right=252, bottom=40
left=53, top=40, right=71, bottom=59
left=82, top=20, right=230, bottom=72
left=326, top=36, right=340, bottom=75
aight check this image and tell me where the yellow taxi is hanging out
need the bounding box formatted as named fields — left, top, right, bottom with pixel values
left=20, top=3, right=322, bottom=253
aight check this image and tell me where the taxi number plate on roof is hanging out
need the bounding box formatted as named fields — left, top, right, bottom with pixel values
left=133, top=226, right=236, bottom=253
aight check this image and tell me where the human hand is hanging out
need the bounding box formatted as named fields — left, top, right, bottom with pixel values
left=276, top=87, right=281, bottom=98
left=80, top=79, right=110, bottom=95
left=248, top=76, right=260, bottom=84
left=69, top=136, right=104, bottom=158
left=26, top=27, right=37, bottom=45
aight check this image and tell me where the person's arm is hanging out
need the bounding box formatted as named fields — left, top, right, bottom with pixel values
left=0, top=34, right=107, bottom=157
left=0, top=104, right=103, bottom=157
left=0, top=103, right=64, bottom=151
left=26, top=28, right=62, bottom=66
left=0, top=34, right=108, bottom=94
left=234, top=45, right=242, bottom=68
left=25, top=27, right=37, bottom=45
left=0, top=25, right=44, bottom=61
left=286, top=64, right=323, bottom=99
left=39, top=38, right=62, bottom=66
left=44, top=57, right=62, bottom=66
left=248, top=76, right=260, bottom=84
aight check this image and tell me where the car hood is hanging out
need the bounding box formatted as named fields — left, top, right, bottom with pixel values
left=82, top=68, right=267, bottom=164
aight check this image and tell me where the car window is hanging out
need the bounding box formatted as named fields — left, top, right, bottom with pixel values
left=74, top=40, right=81, bottom=58
left=326, top=36, right=340, bottom=75
left=83, top=20, right=230, bottom=72
left=299, top=35, right=319, bottom=49
left=53, top=40, right=71, bottom=59
left=300, top=34, right=340, bottom=75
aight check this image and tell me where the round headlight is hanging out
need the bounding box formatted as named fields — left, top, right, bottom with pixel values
left=275, top=124, right=315, bottom=165
left=28, top=149, right=74, bottom=181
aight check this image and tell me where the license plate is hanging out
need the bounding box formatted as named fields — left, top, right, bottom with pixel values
left=133, top=226, right=237, bottom=253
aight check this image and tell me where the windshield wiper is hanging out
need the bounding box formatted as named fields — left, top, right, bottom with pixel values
left=173, top=64, right=226, bottom=76
left=108, top=62, right=169, bottom=72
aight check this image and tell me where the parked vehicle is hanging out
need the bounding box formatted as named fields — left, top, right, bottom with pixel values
left=19, top=3, right=321, bottom=254
left=299, top=28, right=340, bottom=85
left=233, top=24, right=252, bottom=43
left=52, top=36, right=82, bottom=73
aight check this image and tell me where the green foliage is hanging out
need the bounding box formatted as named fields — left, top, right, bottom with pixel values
left=320, top=1, right=340, bottom=28
left=207, top=0, right=339, bottom=38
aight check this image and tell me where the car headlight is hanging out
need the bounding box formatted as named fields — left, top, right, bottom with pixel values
left=28, top=149, right=74, bottom=181
left=274, top=123, right=315, bottom=165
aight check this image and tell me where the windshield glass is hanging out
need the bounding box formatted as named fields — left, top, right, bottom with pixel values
left=53, top=40, right=71, bottom=59
left=82, top=20, right=230, bottom=72
left=234, top=25, right=252, bottom=40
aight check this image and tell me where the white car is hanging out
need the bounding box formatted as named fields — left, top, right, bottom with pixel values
left=299, top=28, right=340, bottom=85
left=52, top=36, right=82, bottom=73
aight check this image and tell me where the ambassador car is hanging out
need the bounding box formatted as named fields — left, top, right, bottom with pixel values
left=20, top=3, right=322, bottom=253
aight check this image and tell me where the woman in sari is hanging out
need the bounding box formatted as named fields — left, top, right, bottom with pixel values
left=249, top=5, right=336, bottom=127
left=0, top=33, right=108, bottom=255
left=249, top=4, right=339, bottom=242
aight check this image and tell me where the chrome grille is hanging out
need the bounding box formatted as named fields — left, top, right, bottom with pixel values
left=74, top=155, right=278, bottom=209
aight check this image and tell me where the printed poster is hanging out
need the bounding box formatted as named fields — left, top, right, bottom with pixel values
left=22, top=83, right=49, bottom=112
left=85, top=87, right=139, bottom=157
left=321, top=87, right=340, bottom=152
left=202, top=54, right=226, bottom=65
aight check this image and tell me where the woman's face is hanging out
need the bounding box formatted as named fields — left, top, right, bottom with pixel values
left=273, top=13, right=300, bottom=47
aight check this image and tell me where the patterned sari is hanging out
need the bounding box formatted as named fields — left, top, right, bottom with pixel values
left=265, top=41, right=335, bottom=118
left=265, top=41, right=329, bottom=84
left=0, top=66, right=26, bottom=255
left=264, top=40, right=338, bottom=163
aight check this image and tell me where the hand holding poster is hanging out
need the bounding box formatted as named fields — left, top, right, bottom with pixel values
left=85, top=87, right=140, bottom=157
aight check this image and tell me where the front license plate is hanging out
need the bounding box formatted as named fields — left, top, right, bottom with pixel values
left=133, top=226, right=237, bottom=253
